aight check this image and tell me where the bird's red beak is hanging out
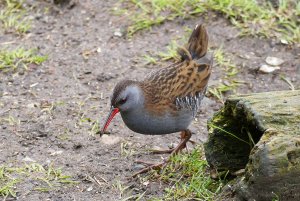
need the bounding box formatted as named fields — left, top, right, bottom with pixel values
left=101, top=106, right=119, bottom=135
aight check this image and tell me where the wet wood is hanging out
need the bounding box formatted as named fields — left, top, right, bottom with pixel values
left=204, top=90, right=300, bottom=201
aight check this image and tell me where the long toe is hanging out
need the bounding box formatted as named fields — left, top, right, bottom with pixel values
left=131, top=162, right=165, bottom=178
left=135, top=160, right=162, bottom=166
left=131, top=130, right=192, bottom=177
left=150, top=148, right=175, bottom=154
left=150, top=130, right=193, bottom=155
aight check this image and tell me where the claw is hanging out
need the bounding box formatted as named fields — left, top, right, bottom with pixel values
left=130, top=130, right=192, bottom=177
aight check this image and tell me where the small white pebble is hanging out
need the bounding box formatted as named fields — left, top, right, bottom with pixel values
left=259, top=64, right=280, bottom=73
left=265, top=56, right=284, bottom=66
left=86, top=186, right=93, bottom=192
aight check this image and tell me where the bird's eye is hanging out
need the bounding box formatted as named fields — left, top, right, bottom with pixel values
left=118, top=98, right=127, bottom=105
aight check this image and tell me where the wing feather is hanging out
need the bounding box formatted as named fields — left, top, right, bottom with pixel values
left=141, top=24, right=213, bottom=116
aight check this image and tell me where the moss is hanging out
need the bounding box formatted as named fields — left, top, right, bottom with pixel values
left=205, top=90, right=300, bottom=173
left=207, top=90, right=300, bottom=200
left=205, top=102, right=261, bottom=171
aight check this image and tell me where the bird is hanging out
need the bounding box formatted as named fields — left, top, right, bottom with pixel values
left=101, top=24, right=213, bottom=176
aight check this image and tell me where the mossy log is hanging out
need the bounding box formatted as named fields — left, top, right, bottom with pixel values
left=204, top=90, right=300, bottom=201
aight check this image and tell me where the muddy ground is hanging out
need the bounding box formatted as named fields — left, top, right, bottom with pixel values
left=0, top=0, right=299, bottom=200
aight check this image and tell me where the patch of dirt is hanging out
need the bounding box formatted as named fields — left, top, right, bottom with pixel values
left=0, top=1, right=299, bottom=200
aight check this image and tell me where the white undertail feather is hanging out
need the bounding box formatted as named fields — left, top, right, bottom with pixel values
left=175, top=87, right=207, bottom=117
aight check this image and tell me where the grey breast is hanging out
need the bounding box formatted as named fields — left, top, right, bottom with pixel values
left=120, top=107, right=194, bottom=135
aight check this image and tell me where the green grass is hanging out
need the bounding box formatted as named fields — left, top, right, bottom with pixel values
left=0, top=0, right=31, bottom=34
left=114, top=0, right=201, bottom=37
left=0, top=2, right=46, bottom=74
left=206, top=0, right=300, bottom=43
left=116, top=0, right=300, bottom=43
left=142, top=40, right=179, bottom=65
left=148, top=146, right=224, bottom=200
left=0, top=47, right=47, bottom=72
left=113, top=180, right=146, bottom=201
left=208, top=47, right=241, bottom=103
left=80, top=116, right=100, bottom=135
left=157, top=40, right=181, bottom=61
left=142, top=27, right=192, bottom=64
left=208, top=123, right=251, bottom=145
left=143, top=54, right=158, bottom=65
left=0, top=166, right=19, bottom=198
left=280, top=74, right=295, bottom=90
left=75, top=96, right=102, bottom=135
left=0, top=162, right=77, bottom=198
left=1, top=115, right=20, bottom=126
left=40, top=100, right=65, bottom=116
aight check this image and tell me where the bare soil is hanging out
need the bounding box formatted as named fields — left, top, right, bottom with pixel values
left=0, top=1, right=299, bottom=200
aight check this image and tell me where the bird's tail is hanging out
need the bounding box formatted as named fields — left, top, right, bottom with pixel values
left=177, top=24, right=208, bottom=61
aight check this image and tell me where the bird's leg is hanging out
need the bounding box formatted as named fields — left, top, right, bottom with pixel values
left=131, top=130, right=192, bottom=178
left=170, top=129, right=192, bottom=155
left=149, top=130, right=192, bottom=154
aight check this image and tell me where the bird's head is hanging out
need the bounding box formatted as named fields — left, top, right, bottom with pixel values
left=101, top=80, right=143, bottom=134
